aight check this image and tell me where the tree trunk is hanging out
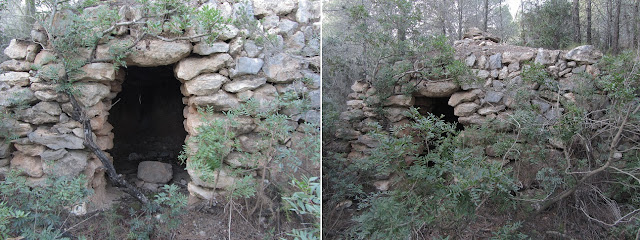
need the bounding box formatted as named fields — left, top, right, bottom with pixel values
left=458, top=0, right=463, bottom=40
left=587, top=0, right=592, bottom=44
left=499, top=0, right=503, bottom=40
left=483, top=0, right=489, bottom=32
left=613, top=0, right=621, bottom=53
left=634, top=0, right=639, bottom=48
left=573, top=0, right=581, bottom=43
left=441, top=0, right=448, bottom=36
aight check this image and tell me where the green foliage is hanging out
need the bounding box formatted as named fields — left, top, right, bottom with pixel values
left=521, top=61, right=551, bottom=86
left=490, top=221, right=529, bottom=240
left=0, top=170, right=91, bottom=239
left=520, top=0, right=575, bottom=49
left=127, top=184, right=187, bottom=239
left=233, top=0, right=278, bottom=49
left=178, top=106, right=235, bottom=184
left=349, top=108, right=518, bottom=238
left=282, top=176, right=321, bottom=240
left=597, top=51, right=640, bottom=103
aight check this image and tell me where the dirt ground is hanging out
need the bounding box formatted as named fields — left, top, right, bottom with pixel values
left=66, top=185, right=295, bottom=240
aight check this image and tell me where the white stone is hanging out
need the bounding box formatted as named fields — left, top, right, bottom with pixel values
left=137, top=161, right=172, bottom=184
left=232, top=57, right=264, bottom=76
left=76, top=83, right=110, bottom=107
left=127, top=39, right=192, bottom=67
left=263, top=53, right=303, bottom=83
left=223, top=76, right=266, bottom=93
left=175, top=54, right=232, bottom=81
left=193, top=42, right=229, bottom=55
left=184, top=73, right=229, bottom=96
left=0, top=72, right=30, bottom=86
left=253, top=0, right=297, bottom=16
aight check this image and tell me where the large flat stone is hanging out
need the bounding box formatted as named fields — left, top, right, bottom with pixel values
left=127, top=39, right=192, bottom=67
left=175, top=54, right=232, bottom=81
left=28, top=128, right=84, bottom=150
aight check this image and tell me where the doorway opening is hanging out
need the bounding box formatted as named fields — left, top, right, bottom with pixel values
left=413, top=96, right=463, bottom=131
left=107, top=65, right=187, bottom=176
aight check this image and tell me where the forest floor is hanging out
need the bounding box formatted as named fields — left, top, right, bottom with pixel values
left=66, top=184, right=292, bottom=240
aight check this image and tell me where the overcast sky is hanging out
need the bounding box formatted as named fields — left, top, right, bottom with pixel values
left=506, top=0, right=522, bottom=17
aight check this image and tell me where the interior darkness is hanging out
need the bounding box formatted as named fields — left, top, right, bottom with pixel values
left=414, top=96, right=464, bottom=131
left=107, top=65, right=187, bottom=174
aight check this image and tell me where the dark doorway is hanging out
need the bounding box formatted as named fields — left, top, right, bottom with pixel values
left=107, top=65, right=187, bottom=174
left=413, top=96, right=463, bottom=130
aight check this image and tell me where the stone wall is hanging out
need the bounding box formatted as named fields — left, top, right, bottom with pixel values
left=336, top=31, right=603, bottom=163
left=0, top=0, right=320, bottom=204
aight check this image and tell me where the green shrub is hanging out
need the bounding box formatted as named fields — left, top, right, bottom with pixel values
left=0, top=170, right=91, bottom=239
left=349, top=108, right=518, bottom=238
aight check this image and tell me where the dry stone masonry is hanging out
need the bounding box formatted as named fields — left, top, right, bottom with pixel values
left=337, top=30, right=603, bottom=165
left=0, top=0, right=320, bottom=205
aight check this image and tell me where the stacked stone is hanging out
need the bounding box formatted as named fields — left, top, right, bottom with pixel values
left=337, top=32, right=603, bottom=162
left=0, top=39, right=113, bottom=202
left=0, top=0, right=320, bottom=204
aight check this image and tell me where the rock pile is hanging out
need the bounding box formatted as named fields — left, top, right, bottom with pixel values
left=336, top=30, right=603, bottom=162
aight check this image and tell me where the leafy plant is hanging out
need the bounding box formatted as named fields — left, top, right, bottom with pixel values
left=0, top=170, right=91, bottom=239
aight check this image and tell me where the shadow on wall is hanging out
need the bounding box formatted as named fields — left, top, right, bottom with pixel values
left=107, top=65, right=187, bottom=173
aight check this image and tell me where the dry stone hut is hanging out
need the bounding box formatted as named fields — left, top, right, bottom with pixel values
left=0, top=0, right=320, bottom=206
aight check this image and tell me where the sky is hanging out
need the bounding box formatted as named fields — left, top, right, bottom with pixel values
left=506, top=0, right=522, bottom=17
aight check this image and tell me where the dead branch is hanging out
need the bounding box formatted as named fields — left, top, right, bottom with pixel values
left=536, top=103, right=640, bottom=214
left=67, top=90, right=150, bottom=205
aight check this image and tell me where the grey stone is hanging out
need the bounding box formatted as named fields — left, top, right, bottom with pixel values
left=572, top=65, right=586, bottom=74
left=300, top=110, right=320, bottom=125
left=0, top=86, right=36, bottom=108
left=232, top=57, right=264, bottom=76
left=477, top=70, right=490, bottom=78
left=279, top=19, right=299, bottom=37
left=454, top=102, right=480, bottom=117
left=565, top=45, right=603, bottom=64
left=415, top=81, right=460, bottom=97
left=339, top=109, right=365, bottom=121
left=254, top=0, right=296, bottom=16
left=42, top=150, right=88, bottom=177
left=478, top=105, right=506, bottom=115
left=309, top=89, right=320, bottom=109
left=218, top=24, right=239, bottom=41
left=0, top=72, right=30, bottom=87
left=244, top=41, right=261, bottom=58
left=263, top=53, right=303, bottom=83
left=137, top=161, right=172, bottom=184
left=127, top=39, right=192, bottom=67
left=448, top=89, right=481, bottom=106
left=296, top=0, right=320, bottom=23
left=484, top=91, right=504, bottom=103
left=0, top=141, right=11, bottom=158
left=76, top=63, right=115, bottom=82
left=223, top=76, right=266, bottom=93
left=465, top=54, right=476, bottom=67
left=184, top=73, right=229, bottom=96
left=76, top=83, right=110, bottom=107
left=502, top=51, right=535, bottom=63
left=531, top=100, right=551, bottom=113
left=193, top=42, right=229, bottom=55
left=175, top=54, right=233, bottom=81
left=188, top=90, right=239, bottom=111
left=489, top=53, right=502, bottom=69
left=535, top=49, right=559, bottom=65
left=40, top=149, right=68, bottom=161
left=28, top=128, right=84, bottom=150
left=0, top=60, right=32, bottom=72
left=4, top=39, right=30, bottom=59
